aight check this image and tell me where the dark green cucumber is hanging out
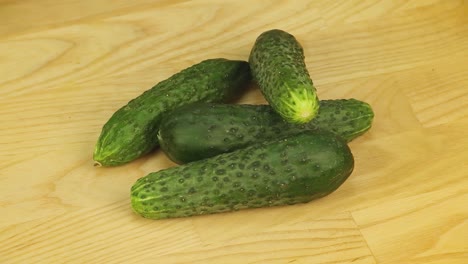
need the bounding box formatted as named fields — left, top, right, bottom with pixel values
left=131, top=130, right=354, bottom=219
left=249, top=29, right=319, bottom=124
left=93, top=59, right=251, bottom=166
left=158, top=99, right=373, bottom=164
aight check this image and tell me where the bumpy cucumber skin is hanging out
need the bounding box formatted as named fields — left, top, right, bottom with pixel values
left=131, top=130, right=354, bottom=220
left=93, top=59, right=251, bottom=166
left=158, top=99, right=373, bottom=164
left=249, top=29, right=319, bottom=124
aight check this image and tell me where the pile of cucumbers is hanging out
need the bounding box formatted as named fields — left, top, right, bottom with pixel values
left=94, top=29, right=374, bottom=220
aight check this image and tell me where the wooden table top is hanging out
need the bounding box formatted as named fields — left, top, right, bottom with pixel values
left=1, top=1, right=467, bottom=263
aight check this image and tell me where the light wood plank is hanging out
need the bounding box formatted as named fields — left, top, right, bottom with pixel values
left=350, top=121, right=468, bottom=264
left=0, top=211, right=375, bottom=264
left=1, top=0, right=467, bottom=263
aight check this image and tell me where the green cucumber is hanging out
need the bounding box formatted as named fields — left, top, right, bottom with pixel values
left=131, top=130, right=354, bottom=219
left=93, top=58, right=251, bottom=166
left=158, top=99, right=373, bottom=164
left=249, top=29, right=319, bottom=124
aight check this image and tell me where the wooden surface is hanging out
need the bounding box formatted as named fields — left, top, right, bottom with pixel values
left=1, top=0, right=467, bottom=263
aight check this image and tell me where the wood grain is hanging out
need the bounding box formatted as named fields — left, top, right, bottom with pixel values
left=1, top=0, right=467, bottom=263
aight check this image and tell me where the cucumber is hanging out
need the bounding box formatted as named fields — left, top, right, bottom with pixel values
left=249, top=29, right=319, bottom=124
left=131, top=130, right=354, bottom=219
left=93, top=58, right=251, bottom=166
left=158, top=99, right=373, bottom=164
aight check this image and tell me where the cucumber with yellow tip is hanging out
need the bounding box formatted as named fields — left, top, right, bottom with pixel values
left=249, top=29, right=320, bottom=124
